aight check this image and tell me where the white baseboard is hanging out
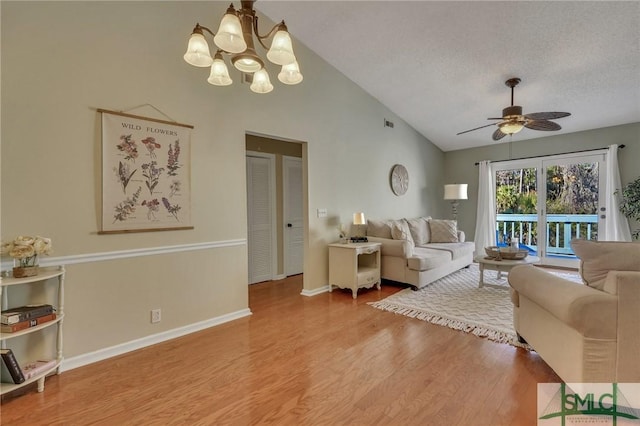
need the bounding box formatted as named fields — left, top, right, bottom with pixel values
left=60, top=308, right=252, bottom=372
left=300, top=285, right=330, bottom=297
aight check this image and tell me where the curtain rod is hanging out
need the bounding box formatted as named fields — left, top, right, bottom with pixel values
left=474, top=144, right=625, bottom=166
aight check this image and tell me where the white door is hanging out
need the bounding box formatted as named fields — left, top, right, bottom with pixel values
left=246, top=153, right=276, bottom=284
left=283, top=156, right=304, bottom=276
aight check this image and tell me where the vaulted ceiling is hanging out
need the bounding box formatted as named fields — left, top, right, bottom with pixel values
left=257, top=1, right=640, bottom=152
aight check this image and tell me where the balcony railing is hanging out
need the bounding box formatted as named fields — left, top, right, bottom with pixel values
left=496, top=213, right=598, bottom=258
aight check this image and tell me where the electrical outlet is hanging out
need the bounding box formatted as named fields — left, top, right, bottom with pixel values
left=151, top=309, right=161, bottom=323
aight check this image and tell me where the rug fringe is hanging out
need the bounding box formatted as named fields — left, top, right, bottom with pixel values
left=369, top=301, right=531, bottom=350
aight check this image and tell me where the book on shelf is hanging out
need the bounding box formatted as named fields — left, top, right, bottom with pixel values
left=1, top=304, right=55, bottom=325
left=0, top=349, right=26, bottom=384
left=21, top=359, right=57, bottom=381
left=0, top=313, right=57, bottom=333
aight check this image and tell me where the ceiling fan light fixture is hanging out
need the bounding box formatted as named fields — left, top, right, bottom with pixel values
left=499, top=121, right=525, bottom=135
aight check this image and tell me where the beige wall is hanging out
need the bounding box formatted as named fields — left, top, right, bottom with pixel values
left=442, top=123, right=640, bottom=239
left=1, top=1, right=445, bottom=362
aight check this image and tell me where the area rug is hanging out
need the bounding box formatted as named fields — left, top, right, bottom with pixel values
left=369, top=264, right=582, bottom=349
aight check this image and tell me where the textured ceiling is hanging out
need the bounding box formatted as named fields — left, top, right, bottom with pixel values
left=257, top=1, right=640, bottom=152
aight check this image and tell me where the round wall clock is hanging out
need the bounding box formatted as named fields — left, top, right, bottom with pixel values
left=390, top=164, right=409, bottom=196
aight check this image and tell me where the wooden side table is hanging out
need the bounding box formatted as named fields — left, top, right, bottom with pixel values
left=328, top=242, right=381, bottom=299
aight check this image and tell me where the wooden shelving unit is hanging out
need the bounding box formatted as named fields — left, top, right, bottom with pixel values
left=0, top=266, right=65, bottom=395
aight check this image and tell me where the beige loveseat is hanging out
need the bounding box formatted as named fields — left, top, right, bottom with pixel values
left=365, top=217, right=475, bottom=289
left=508, top=239, right=640, bottom=383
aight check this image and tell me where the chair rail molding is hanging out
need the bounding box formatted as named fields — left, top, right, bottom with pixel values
left=1, top=239, right=247, bottom=270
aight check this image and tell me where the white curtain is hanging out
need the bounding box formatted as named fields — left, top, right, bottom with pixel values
left=604, top=144, right=632, bottom=241
left=474, top=160, right=496, bottom=254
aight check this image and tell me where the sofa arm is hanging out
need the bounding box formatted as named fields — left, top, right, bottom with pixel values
left=509, top=265, right=617, bottom=339
left=366, top=236, right=412, bottom=258
left=603, top=271, right=640, bottom=381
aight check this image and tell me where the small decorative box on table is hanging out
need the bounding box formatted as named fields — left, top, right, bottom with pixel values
left=328, top=242, right=382, bottom=299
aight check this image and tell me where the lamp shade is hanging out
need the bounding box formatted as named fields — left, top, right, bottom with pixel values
left=207, top=52, right=232, bottom=86
left=499, top=121, right=525, bottom=135
left=250, top=69, right=273, bottom=94
left=353, top=212, right=366, bottom=225
left=278, top=61, right=303, bottom=85
left=444, top=184, right=468, bottom=200
left=232, top=47, right=264, bottom=73
left=267, top=27, right=296, bottom=66
left=183, top=33, right=214, bottom=67
left=213, top=7, right=246, bottom=54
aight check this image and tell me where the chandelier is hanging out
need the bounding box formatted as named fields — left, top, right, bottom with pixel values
left=183, top=0, right=303, bottom=94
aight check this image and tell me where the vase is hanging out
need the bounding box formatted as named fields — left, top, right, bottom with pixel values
left=13, top=266, right=39, bottom=278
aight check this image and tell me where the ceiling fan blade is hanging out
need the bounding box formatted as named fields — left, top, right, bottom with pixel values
left=456, top=123, right=496, bottom=135
left=525, top=120, right=562, bottom=131
left=524, top=111, right=571, bottom=120
left=486, top=117, right=503, bottom=120
left=492, top=128, right=507, bottom=141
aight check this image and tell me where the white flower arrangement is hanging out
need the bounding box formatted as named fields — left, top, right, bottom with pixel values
left=1, top=235, right=52, bottom=268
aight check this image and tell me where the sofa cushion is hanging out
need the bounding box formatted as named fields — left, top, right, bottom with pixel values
left=429, top=219, right=458, bottom=243
left=571, top=239, right=640, bottom=290
left=407, top=247, right=451, bottom=271
left=391, top=219, right=415, bottom=246
left=425, top=242, right=475, bottom=260
left=406, top=217, right=431, bottom=245
left=367, top=219, right=392, bottom=239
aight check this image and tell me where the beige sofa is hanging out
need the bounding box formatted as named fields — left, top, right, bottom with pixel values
left=365, top=217, right=475, bottom=289
left=508, top=239, right=640, bottom=383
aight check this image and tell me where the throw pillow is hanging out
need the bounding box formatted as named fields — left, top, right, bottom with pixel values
left=406, top=217, right=431, bottom=245
left=367, top=219, right=392, bottom=239
left=429, top=219, right=458, bottom=243
left=390, top=219, right=415, bottom=246
left=571, top=239, right=640, bottom=290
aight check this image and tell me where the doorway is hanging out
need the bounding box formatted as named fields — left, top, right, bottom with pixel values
left=246, top=134, right=305, bottom=284
left=493, top=151, right=606, bottom=265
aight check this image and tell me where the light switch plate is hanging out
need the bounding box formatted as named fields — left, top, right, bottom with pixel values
left=317, top=208, right=327, bottom=218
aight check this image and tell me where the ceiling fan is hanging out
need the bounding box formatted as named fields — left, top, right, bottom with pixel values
left=457, top=78, right=571, bottom=141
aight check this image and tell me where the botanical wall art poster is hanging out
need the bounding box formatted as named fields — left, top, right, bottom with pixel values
left=100, top=109, right=194, bottom=233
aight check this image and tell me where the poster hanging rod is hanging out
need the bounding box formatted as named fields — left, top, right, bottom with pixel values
left=474, top=144, right=625, bottom=166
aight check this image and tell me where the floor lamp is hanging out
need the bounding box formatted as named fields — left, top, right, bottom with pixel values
left=444, top=184, right=468, bottom=220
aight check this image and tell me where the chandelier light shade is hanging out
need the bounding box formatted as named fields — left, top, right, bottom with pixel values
left=266, top=25, right=296, bottom=65
left=278, top=61, right=303, bottom=85
left=183, top=0, right=303, bottom=94
left=207, top=51, right=233, bottom=86
left=183, top=31, right=214, bottom=67
left=250, top=69, right=274, bottom=94
left=232, top=47, right=264, bottom=73
left=213, top=5, right=246, bottom=54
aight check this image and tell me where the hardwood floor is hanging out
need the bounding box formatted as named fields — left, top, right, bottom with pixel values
left=0, top=275, right=559, bottom=425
